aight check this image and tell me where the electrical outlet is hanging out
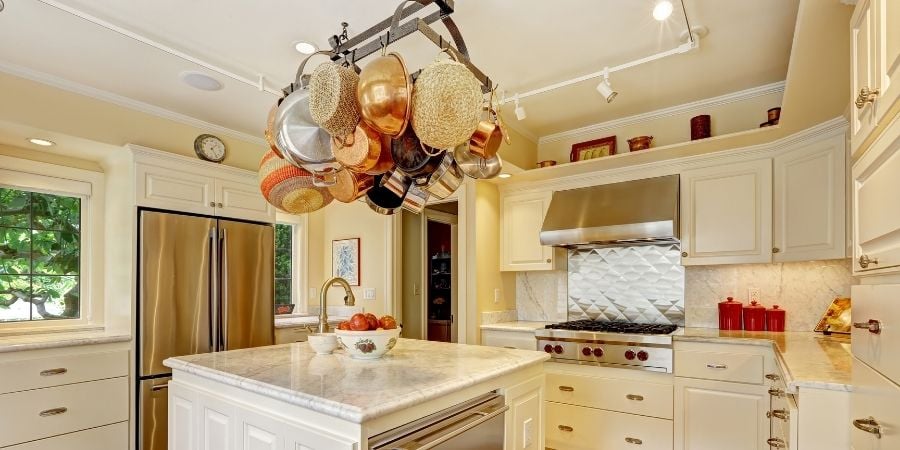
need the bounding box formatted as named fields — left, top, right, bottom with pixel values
left=494, top=288, right=501, bottom=304
left=523, top=418, right=533, bottom=448
left=748, top=287, right=761, bottom=303
left=363, top=288, right=376, bottom=300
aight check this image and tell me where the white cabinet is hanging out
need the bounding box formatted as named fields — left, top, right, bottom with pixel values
left=500, top=191, right=563, bottom=271
left=674, top=377, right=769, bottom=450
left=773, top=136, right=846, bottom=262
left=852, top=119, right=900, bottom=276
left=275, top=326, right=311, bottom=344
left=215, top=177, right=275, bottom=222
left=851, top=357, right=900, bottom=450
left=6, top=422, right=128, bottom=450
left=504, top=375, right=544, bottom=450
left=851, top=0, right=879, bottom=156
left=481, top=328, right=538, bottom=350
left=680, top=159, right=773, bottom=265
left=137, top=163, right=216, bottom=216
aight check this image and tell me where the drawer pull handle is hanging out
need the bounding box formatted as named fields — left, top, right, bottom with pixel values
left=558, top=386, right=574, bottom=392
left=858, top=254, right=879, bottom=269
left=765, top=373, right=781, bottom=381
left=767, top=409, right=789, bottom=421
left=853, top=319, right=882, bottom=334
left=39, top=368, right=67, bottom=376
left=503, top=346, right=517, bottom=349
left=855, top=87, right=880, bottom=109
left=706, top=363, right=728, bottom=370
left=768, top=388, right=786, bottom=398
left=151, top=383, right=169, bottom=392
left=625, top=437, right=643, bottom=445
left=626, top=394, right=644, bottom=401
left=39, top=407, right=68, bottom=417
left=558, top=425, right=574, bottom=432
left=853, top=417, right=882, bottom=439
left=767, top=437, right=786, bottom=448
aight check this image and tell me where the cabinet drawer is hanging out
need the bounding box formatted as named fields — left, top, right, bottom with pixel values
left=675, top=350, right=764, bottom=384
left=481, top=329, right=537, bottom=351
left=275, top=327, right=310, bottom=344
left=851, top=284, right=900, bottom=384
left=6, top=421, right=128, bottom=450
left=852, top=358, right=900, bottom=450
left=546, top=401, right=673, bottom=450
left=546, top=371, right=673, bottom=419
left=0, top=349, right=128, bottom=395
left=0, top=377, right=129, bottom=447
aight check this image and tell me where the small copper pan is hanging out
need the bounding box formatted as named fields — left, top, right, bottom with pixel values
left=328, top=169, right=374, bottom=203
left=332, top=122, right=391, bottom=175
left=468, top=102, right=508, bottom=159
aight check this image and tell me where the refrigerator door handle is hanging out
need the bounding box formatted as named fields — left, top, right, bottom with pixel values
left=209, top=227, right=219, bottom=354
left=219, top=228, right=228, bottom=352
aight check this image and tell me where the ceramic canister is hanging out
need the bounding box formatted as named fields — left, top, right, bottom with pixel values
left=718, top=297, right=743, bottom=330
left=743, top=301, right=767, bottom=331
left=766, top=305, right=786, bottom=332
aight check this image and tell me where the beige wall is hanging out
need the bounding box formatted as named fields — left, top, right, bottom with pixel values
left=473, top=182, right=517, bottom=342
left=498, top=126, right=539, bottom=170
left=400, top=211, right=424, bottom=339
left=0, top=142, right=103, bottom=172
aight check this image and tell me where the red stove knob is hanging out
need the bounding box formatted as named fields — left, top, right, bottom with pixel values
left=544, top=344, right=553, bottom=353
left=582, top=347, right=592, bottom=356
left=637, top=350, right=649, bottom=361
left=593, top=347, right=604, bottom=357
left=624, top=349, right=636, bottom=360
left=554, top=345, right=564, bottom=354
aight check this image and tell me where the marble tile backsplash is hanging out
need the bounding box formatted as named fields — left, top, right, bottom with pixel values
left=516, top=271, right=567, bottom=322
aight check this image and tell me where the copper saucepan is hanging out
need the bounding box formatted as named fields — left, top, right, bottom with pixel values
left=332, top=122, right=393, bottom=175
left=328, top=169, right=375, bottom=203
left=468, top=92, right=508, bottom=159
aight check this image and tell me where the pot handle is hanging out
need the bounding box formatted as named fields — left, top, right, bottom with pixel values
left=291, top=50, right=338, bottom=91
left=387, top=0, right=471, bottom=60
left=419, top=141, right=444, bottom=157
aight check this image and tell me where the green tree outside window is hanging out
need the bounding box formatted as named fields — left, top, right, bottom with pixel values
left=274, top=223, right=293, bottom=306
left=0, top=188, right=81, bottom=322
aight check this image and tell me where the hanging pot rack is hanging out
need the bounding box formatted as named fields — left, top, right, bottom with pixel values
left=282, top=0, right=494, bottom=96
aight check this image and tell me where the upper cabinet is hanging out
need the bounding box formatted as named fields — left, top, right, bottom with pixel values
left=851, top=0, right=900, bottom=157
left=133, top=146, right=275, bottom=223
left=853, top=118, right=900, bottom=276
left=500, top=191, right=564, bottom=271
left=680, top=159, right=773, bottom=266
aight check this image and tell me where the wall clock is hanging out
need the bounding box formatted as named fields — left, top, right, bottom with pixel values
left=194, top=134, right=226, bottom=163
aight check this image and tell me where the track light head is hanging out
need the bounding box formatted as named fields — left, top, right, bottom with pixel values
left=597, top=69, right=618, bottom=103
left=514, top=95, right=527, bottom=121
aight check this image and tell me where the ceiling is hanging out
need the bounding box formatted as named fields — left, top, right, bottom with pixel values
left=0, top=0, right=799, bottom=143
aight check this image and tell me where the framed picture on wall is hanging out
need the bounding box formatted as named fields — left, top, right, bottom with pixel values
left=332, top=238, right=360, bottom=286
left=570, top=135, right=617, bottom=162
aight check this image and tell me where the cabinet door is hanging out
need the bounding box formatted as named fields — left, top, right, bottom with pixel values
left=501, top=191, right=558, bottom=271
left=680, top=160, right=773, bottom=265
left=851, top=358, right=900, bottom=450
left=851, top=0, right=878, bottom=156
left=198, top=393, right=236, bottom=450
left=215, top=178, right=276, bottom=223
left=773, top=136, right=846, bottom=262
left=136, top=163, right=216, bottom=215
left=505, top=376, right=544, bottom=450
left=852, top=123, right=900, bottom=276
left=874, top=0, right=900, bottom=125
left=674, top=378, right=769, bottom=450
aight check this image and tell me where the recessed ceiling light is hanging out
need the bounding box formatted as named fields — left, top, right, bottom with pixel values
left=498, top=173, right=512, bottom=179
left=179, top=71, right=223, bottom=91
left=27, top=138, right=55, bottom=147
left=294, top=41, right=318, bottom=55
left=653, top=1, right=674, bottom=21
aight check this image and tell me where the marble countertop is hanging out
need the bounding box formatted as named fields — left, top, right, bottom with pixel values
left=480, top=321, right=553, bottom=332
left=0, top=328, right=131, bottom=353
left=274, top=315, right=349, bottom=329
left=675, top=328, right=852, bottom=392
left=165, top=338, right=549, bottom=423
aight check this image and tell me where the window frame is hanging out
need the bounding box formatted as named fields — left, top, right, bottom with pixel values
left=274, top=212, right=308, bottom=315
left=0, top=155, right=102, bottom=333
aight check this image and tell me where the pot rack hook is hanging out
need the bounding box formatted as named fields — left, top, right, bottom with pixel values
left=0, top=0, right=5, bottom=13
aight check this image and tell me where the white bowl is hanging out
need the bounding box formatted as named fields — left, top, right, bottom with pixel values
left=307, top=333, right=338, bottom=355
left=335, top=328, right=401, bottom=359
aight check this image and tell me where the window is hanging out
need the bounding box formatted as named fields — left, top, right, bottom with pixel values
left=274, top=223, right=294, bottom=307
left=0, top=187, right=81, bottom=322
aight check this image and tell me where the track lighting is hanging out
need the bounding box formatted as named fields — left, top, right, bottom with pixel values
left=514, top=94, right=527, bottom=121
left=596, top=68, right=618, bottom=103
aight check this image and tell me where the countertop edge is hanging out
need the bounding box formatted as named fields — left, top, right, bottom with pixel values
left=0, top=333, right=132, bottom=354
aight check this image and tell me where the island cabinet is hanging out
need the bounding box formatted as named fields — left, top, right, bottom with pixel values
left=499, top=191, right=565, bottom=272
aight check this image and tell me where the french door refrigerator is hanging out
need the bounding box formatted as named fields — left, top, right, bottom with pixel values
left=136, top=210, right=274, bottom=450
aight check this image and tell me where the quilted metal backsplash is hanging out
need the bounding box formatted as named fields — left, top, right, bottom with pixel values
left=568, top=244, right=685, bottom=325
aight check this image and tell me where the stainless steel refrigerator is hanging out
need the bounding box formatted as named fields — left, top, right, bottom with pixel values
left=137, top=210, right=274, bottom=450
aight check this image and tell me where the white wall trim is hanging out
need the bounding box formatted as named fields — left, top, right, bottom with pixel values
left=127, top=144, right=258, bottom=179
left=537, top=81, right=787, bottom=145
left=0, top=61, right=266, bottom=145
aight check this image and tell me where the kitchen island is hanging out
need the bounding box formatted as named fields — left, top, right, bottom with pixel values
left=164, top=338, right=547, bottom=450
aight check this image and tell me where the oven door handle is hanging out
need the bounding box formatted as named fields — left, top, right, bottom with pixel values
left=413, top=403, right=509, bottom=450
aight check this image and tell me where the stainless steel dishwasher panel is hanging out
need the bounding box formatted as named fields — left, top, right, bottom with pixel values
left=368, top=393, right=507, bottom=450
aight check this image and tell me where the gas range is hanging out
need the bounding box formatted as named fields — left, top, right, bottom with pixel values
left=535, top=320, right=678, bottom=373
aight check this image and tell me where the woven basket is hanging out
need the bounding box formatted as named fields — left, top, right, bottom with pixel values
left=309, top=62, right=361, bottom=137
left=411, top=58, right=482, bottom=149
left=259, top=150, right=333, bottom=214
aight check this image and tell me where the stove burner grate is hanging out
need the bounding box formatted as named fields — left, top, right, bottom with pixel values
left=544, top=320, right=677, bottom=335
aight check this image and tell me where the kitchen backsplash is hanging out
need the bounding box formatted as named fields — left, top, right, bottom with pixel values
left=516, top=249, right=857, bottom=331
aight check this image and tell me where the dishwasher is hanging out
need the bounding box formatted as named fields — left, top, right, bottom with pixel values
left=368, top=393, right=507, bottom=450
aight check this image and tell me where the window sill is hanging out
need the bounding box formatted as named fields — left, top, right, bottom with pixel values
left=0, top=323, right=105, bottom=339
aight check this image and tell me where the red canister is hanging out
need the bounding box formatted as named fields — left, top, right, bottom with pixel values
left=718, top=297, right=743, bottom=330
left=743, top=301, right=767, bottom=331
left=766, top=305, right=786, bottom=332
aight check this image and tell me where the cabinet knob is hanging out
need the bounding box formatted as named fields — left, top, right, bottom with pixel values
left=853, top=416, right=882, bottom=438
left=853, top=319, right=882, bottom=334
left=772, top=247, right=780, bottom=253
left=209, top=201, right=216, bottom=207
left=558, top=425, right=574, bottom=432
left=767, top=437, right=786, bottom=448
left=546, top=258, right=551, bottom=263
left=217, top=202, right=224, bottom=208
left=767, top=409, right=789, bottom=421
left=858, top=254, right=879, bottom=269
left=855, top=87, right=880, bottom=109
left=681, top=251, right=688, bottom=258
left=768, top=388, right=785, bottom=398
left=765, top=373, right=781, bottom=381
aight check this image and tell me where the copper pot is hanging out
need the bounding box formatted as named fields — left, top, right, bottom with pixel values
left=357, top=52, right=412, bottom=137
left=536, top=160, right=557, bottom=168
left=627, top=135, right=653, bottom=151
left=328, top=169, right=374, bottom=203
left=468, top=118, right=504, bottom=159
left=332, top=122, right=392, bottom=175
left=767, top=107, right=782, bottom=123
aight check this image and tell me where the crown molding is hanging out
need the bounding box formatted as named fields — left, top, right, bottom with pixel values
left=538, top=81, right=787, bottom=146
left=0, top=61, right=266, bottom=145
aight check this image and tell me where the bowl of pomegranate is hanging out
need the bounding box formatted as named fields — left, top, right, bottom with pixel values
left=334, top=313, right=401, bottom=360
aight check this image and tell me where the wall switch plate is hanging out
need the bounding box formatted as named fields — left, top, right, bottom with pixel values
left=523, top=418, right=533, bottom=448
left=748, top=287, right=761, bottom=304
left=363, top=288, right=376, bottom=300
left=494, top=288, right=501, bottom=304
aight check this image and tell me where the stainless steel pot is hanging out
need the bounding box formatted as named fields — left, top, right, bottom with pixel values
left=401, top=183, right=429, bottom=214
left=418, top=151, right=463, bottom=199
left=452, top=144, right=503, bottom=179
left=365, top=173, right=405, bottom=215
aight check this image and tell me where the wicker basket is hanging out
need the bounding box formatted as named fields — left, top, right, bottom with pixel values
left=411, top=57, right=482, bottom=149
left=309, top=62, right=361, bottom=137
left=259, top=150, right=333, bottom=214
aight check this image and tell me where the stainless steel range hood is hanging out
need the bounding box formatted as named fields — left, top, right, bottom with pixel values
left=539, top=175, right=680, bottom=248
